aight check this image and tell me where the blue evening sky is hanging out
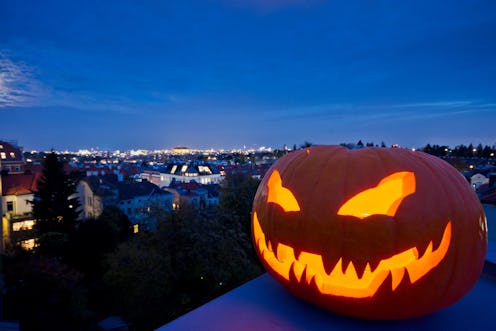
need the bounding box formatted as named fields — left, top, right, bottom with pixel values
left=1, top=0, right=495, bottom=151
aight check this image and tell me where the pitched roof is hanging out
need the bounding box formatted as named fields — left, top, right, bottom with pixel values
left=162, top=162, right=218, bottom=176
left=81, top=175, right=119, bottom=197
left=169, top=181, right=202, bottom=191
left=82, top=175, right=170, bottom=201
left=0, top=141, right=23, bottom=163
left=115, top=181, right=169, bottom=200
left=1, top=172, right=41, bottom=195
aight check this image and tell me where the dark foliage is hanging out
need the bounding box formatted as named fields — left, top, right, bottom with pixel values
left=104, top=206, right=263, bottom=330
left=69, top=207, right=132, bottom=277
left=2, top=253, right=88, bottom=331
left=218, top=172, right=260, bottom=235
left=422, top=143, right=496, bottom=158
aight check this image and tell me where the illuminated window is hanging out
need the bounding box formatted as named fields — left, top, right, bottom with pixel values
left=181, top=165, right=188, bottom=173
left=13, top=220, right=35, bottom=231
left=171, top=165, right=178, bottom=173
left=133, top=224, right=139, bottom=233
left=0, top=152, right=5, bottom=159
left=10, top=152, right=15, bottom=158
left=20, top=239, right=36, bottom=250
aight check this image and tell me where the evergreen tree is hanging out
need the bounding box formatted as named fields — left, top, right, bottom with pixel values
left=32, top=152, right=80, bottom=235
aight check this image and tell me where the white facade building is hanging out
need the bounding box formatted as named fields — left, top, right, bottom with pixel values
left=141, top=163, right=223, bottom=187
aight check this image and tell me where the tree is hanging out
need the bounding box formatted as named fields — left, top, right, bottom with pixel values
left=104, top=207, right=263, bottom=330
left=3, top=253, right=87, bottom=330
left=300, top=141, right=313, bottom=149
left=32, top=152, right=80, bottom=243
left=69, top=207, right=132, bottom=276
left=218, top=172, right=260, bottom=236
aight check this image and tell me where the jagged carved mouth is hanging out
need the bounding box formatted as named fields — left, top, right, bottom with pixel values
left=253, top=212, right=452, bottom=298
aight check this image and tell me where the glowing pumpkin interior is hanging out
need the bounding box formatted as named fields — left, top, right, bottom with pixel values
left=253, top=170, right=452, bottom=298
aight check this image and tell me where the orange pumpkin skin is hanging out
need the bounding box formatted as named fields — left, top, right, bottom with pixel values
left=252, top=146, right=487, bottom=319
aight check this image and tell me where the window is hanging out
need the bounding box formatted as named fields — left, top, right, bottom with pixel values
left=13, top=220, right=35, bottom=231
left=20, top=239, right=36, bottom=250
left=15, top=165, right=20, bottom=172
left=133, top=224, right=139, bottom=234
left=7, top=201, right=14, bottom=213
left=0, top=152, right=5, bottom=159
left=10, top=152, right=15, bottom=158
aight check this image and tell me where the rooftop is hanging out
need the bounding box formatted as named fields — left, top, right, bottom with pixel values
left=1, top=172, right=41, bottom=195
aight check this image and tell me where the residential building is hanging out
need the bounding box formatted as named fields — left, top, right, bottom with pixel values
left=141, top=162, right=222, bottom=187
left=165, top=181, right=214, bottom=210
left=471, top=173, right=490, bottom=190
left=0, top=141, right=25, bottom=174
left=77, top=175, right=173, bottom=232
left=1, top=172, right=40, bottom=251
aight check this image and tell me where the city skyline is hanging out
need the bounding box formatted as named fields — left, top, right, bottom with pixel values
left=1, top=0, right=496, bottom=151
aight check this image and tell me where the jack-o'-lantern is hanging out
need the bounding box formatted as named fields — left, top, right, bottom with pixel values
left=252, top=146, right=487, bottom=319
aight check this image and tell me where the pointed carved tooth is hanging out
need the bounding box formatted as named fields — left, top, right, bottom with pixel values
left=305, top=266, right=316, bottom=284
left=354, top=262, right=367, bottom=280
left=345, top=261, right=359, bottom=281
left=412, top=247, right=419, bottom=259
left=362, top=263, right=372, bottom=279
left=293, top=247, right=302, bottom=260
left=368, top=259, right=381, bottom=273
left=330, top=258, right=344, bottom=278
left=267, top=240, right=273, bottom=252
left=274, top=241, right=281, bottom=260
left=341, top=257, right=352, bottom=274
left=423, top=241, right=433, bottom=257
left=292, top=261, right=305, bottom=282
left=390, top=268, right=405, bottom=291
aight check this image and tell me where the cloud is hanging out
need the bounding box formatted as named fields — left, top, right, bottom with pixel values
left=0, top=51, right=46, bottom=107
left=0, top=48, right=175, bottom=114
left=268, top=100, right=496, bottom=124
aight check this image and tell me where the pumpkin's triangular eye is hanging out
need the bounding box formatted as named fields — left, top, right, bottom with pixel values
left=337, top=171, right=415, bottom=219
left=267, top=170, right=301, bottom=212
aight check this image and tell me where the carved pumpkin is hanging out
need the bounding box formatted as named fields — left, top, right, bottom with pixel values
left=252, top=146, right=487, bottom=319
